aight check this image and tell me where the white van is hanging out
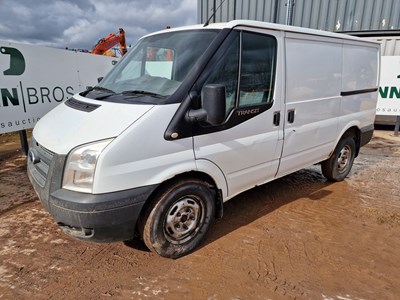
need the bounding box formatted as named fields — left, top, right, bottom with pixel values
left=27, top=20, right=380, bottom=258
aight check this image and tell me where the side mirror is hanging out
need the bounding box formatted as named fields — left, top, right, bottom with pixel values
left=186, top=84, right=226, bottom=125
left=97, top=77, right=104, bottom=83
left=202, top=84, right=226, bottom=126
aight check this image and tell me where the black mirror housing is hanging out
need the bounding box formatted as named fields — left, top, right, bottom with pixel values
left=202, top=84, right=226, bottom=126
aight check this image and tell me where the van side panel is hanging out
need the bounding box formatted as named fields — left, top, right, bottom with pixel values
left=339, top=41, right=380, bottom=133
left=342, top=42, right=380, bottom=93
left=276, top=33, right=342, bottom=177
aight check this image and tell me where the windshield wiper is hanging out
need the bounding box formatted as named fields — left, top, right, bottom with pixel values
left=81, top=85, right=115, bottom=97
left=82, top=86, right=116, bottom=100
left=121, top=90, right=164, bottom=98
left=92, top=86, right=115, bottom=93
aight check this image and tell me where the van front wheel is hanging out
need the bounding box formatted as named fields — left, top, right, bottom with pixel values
left=321, top=136, right=356, bottom=182
left=141, top=179, right=215, bottom=258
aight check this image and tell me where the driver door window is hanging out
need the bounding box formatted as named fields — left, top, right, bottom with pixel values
left=202, top=35, right=239, bottom=116
left=202, top=31, right=277, bottom=118
left=239, top=32, right=276, bottom=106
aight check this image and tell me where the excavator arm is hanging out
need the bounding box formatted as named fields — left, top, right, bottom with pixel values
left=91, top=28, right=127, bottom=56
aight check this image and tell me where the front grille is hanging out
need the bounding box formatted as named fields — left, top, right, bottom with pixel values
left=29, top=140, right=55, bottom=187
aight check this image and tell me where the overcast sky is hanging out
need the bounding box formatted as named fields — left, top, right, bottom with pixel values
left=0, top=0, right=198, bottom=50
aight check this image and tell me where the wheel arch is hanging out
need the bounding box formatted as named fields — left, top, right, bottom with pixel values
left=341, top=126, right=361, bottom=157
left=334, top=124, right=362, bottom=158
left=151, top=171, right=223, bottom=217
left=136, top=170, right=224, bottom=237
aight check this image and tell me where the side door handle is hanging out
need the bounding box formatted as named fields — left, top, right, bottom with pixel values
left=288, top=109, right=295, bottom=124
left=273, top=111, right=280, bottom=126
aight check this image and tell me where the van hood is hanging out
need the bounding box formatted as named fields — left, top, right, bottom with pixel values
left=33, top=94, right=154, bottom=155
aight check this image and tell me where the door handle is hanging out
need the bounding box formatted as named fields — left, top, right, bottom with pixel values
left=288, top=109, right=295, bottom=124
left=273, top=111, right=280, bottom=126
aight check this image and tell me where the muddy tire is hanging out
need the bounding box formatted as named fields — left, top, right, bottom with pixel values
left=140, top=179, right=215, bottom=259
left=321, top=136, right=356, bottom=182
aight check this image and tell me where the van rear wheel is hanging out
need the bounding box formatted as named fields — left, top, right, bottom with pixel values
left=321, top=136, right=356, bottom=182
left=140, top=179, right=215, bottom=258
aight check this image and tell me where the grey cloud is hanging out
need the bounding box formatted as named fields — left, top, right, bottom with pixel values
left=0, top=0, right=197, bottom=49
left=0, top=0, right=91, bottom=46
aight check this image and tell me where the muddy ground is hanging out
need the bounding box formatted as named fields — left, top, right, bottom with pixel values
left=0, top=131, right=399, bottom=299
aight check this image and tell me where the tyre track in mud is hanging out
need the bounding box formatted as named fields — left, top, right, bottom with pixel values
left=0, top=155, right=37, bottom=215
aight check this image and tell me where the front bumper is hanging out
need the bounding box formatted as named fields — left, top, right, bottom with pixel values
left=27, top=137, right=157, bottom=242
left=48, top=186, right=155, bottom=242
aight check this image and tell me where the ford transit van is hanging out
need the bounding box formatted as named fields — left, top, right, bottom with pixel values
left=27, top=20, right=380, bottom=258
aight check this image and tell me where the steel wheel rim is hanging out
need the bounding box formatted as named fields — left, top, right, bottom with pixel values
left=337, top=145, right=351, bottom=173
left=164, top=196, right=204, bottom=244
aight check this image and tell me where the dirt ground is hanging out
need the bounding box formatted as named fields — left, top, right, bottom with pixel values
left=0, top=130, right=399, bottom=300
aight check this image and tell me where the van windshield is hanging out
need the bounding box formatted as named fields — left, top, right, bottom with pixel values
left=95, top=30, right=220, bottom=100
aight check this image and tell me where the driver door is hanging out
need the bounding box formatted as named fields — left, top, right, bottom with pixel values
left=193, top=28, right=284, bottom=198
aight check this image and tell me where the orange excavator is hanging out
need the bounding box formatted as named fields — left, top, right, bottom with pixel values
left=91, top=28, right=127, bottom=57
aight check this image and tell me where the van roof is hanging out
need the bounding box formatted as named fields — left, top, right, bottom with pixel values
left=144, top=20, right=380, bottom=45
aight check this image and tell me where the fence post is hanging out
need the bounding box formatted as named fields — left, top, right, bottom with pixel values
left=394, top=116, right=400, bottom=137
left=19, top=130, right=28, bottom=155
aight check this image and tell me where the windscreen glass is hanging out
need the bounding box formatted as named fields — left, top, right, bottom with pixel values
left=97, top=30, right=219, bottom=99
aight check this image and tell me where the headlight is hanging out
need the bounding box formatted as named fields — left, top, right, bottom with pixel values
left=63, top=139, right=113, bottom=193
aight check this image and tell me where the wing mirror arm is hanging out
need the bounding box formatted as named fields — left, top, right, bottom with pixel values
left=186, top=84, right=226, bottom=126
left=186, top=108, right=207, bottom=123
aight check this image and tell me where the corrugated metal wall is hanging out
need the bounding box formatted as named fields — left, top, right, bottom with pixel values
left=292, top=0, right=400, bottom=31
left=197, top=0, right=285, bottom=24
left=198, top=0, right=400, bottom=32
left=373, top=37, right=400, bottom=56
